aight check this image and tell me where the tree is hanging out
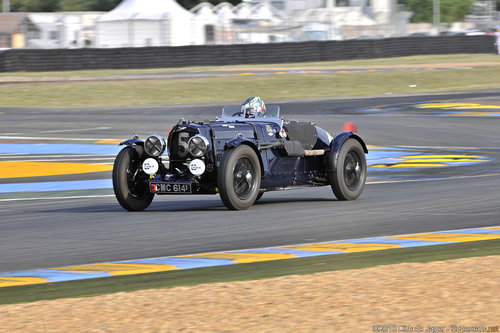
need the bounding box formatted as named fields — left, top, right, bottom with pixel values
left=59, top=0, right=122, bottom=11
left=9, top=0, right=242, bottom=12
left=10, top=0, right=60, bottom=12
left=178, top=0, right=241, bottom=10
left=58, top=0, right=91, bottom=11
left=9, top=0, right=122, bottom=12
left=399, top=0, right=476, bottom=23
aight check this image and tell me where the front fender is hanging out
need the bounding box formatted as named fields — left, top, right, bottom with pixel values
left=326, top=132, right=368, bottom=173
left=119, top=138, right=143, bottom=147
left=225, top=137, right=254, bottom=149
left=119, top=139, right=146, bottom=159
left=224, top=138, right=267, bottom=175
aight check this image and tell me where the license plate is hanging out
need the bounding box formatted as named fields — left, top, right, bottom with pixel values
left=151, top=183, right=192, bottom=194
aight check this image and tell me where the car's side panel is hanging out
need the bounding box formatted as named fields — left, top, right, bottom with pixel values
left=163, top=121, right=352, bottom=192
left=224, top=137, right=266, bottom=176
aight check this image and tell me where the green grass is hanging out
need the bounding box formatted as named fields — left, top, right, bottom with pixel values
left=1, top=67, right=500, bottom=107
left=227, top=53, right=500, bottom=68
left=1, top=239, right=499, bottom=305
left=0, top=54, right=499, bottom=107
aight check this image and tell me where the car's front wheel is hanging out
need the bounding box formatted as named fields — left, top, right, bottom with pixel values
left=218, top=145, right=261, bottom=210
left=113, top=147, right=154, bottom=211
left=329, top=138, right=366, bottom=201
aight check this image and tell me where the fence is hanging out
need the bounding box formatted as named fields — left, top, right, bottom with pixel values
left=0, top=35, right=496, bottom=72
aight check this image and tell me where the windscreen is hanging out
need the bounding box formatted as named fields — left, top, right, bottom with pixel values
left=221, top=105, right=280, bottom=120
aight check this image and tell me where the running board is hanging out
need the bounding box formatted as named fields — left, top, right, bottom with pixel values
left=260, top=140, right=326, bottom=157
left=304, top=149, right=326, bottom=156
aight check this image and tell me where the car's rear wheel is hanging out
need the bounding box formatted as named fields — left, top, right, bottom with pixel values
left=218, top=145, right=261, bottom=210
left=113, top=147, right=154, bottom=211
left=329, top=139, right=366, bottom=201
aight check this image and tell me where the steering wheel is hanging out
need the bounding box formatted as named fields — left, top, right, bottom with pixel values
left=232, top=111, right=243, bottom=116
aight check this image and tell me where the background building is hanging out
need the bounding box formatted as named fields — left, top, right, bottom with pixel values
left=0, top=13, right=40, bottom=48
left=28, top=12, right=103, bottom=48
left=95, top=0, right=198, bottom=47
left=1, top=0, right=498, bottom=49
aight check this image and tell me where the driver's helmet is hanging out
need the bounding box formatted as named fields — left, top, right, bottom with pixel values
left=241, top=96, right=266, bottom=118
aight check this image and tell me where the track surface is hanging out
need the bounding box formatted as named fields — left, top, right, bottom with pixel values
left=1, top=91, right=499, bottom=273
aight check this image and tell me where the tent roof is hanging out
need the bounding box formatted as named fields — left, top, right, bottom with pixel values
left=190, top=2, right=214, bottom=13
left=99, top=0, right=192, bottom=21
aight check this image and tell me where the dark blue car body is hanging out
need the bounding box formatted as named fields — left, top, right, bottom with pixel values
left=114, top=105, right=368, bottom=211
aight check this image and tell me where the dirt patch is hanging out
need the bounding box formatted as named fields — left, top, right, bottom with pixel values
left=1, top=255, right=499, bottom=332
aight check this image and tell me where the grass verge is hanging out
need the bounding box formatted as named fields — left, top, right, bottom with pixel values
left=1, top=68, right=500, bottom=107
left=1, top=239, right=499, bottom=305
left=0, top=54, right=499, bottom=107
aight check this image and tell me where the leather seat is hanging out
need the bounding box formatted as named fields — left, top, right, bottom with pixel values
left=283, top=120, right=318, bottom=150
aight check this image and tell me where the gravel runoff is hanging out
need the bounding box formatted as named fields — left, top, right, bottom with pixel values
left=0, top=255, right=499, bottom=332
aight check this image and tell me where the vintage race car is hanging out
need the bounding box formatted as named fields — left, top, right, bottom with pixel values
left=112, top=105, right=367, bottom=211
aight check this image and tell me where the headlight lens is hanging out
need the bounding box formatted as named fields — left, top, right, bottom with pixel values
left=144, top=134, right=166, bottom=157
left=188, top=135, right=209, bottom=157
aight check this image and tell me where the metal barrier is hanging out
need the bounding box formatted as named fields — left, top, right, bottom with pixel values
left=0, top=35, right=496, bottom=72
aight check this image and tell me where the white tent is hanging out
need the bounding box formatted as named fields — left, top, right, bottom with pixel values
left=190, top=2, right=218, bottom=44
left=190, top=2, right=217, bottom=22
left=96, top=0, right=198, bottom=47
left=233, top=3, right=253, bottom=20
left=252, top=3, right=279, bottom=23
left=214, top=3, right=236, bottom=27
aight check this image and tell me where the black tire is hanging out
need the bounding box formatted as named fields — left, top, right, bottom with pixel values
left=218, top=145, right=261, bottom=210
left=113, top=147, right=154, bottom=211
left=329, top=139, right=366, bottom=201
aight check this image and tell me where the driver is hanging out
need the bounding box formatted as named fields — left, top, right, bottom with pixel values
left=241, top=96, right=266, bottom=118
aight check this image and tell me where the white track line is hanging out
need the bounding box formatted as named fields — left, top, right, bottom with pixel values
left=0, top=158, right=115, bottom=162
left=0, top=136, right=121, bottom=141
left=0, top=154, right=114, bottom=159
left=0, top=173, right=497, bottom=202
left=38, top=127, right=111, bottom=134
left=0, top=195, right=115, bottom=202
left=367, top=173, right=500, bottom=184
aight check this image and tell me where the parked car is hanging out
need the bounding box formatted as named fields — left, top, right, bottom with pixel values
left=408, top=32, right=432, bottom=37
left=112, top=104, right=367, bottom=211
left=439, top=31, right=466, bottom=36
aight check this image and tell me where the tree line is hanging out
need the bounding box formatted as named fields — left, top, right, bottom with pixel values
left=7, top=0, right=500, bottom=23
left=400, top=0, right=500, bottom=23
left=8, top=0, right=240, bottom=12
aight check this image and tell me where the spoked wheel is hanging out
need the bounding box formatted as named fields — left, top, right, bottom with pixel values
left=330, top=139, right=366, bottom=201
left=113, top=147, right=154, bottom=211
left=218, top=145, right=261, bottom=210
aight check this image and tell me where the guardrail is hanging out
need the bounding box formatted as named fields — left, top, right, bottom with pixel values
left=0, top=35, right=496, bottom=72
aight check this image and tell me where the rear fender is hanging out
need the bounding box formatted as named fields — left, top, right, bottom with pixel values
left=224, top=138, right=267, bottom=175
left=325, top=132, right=368, bottom=173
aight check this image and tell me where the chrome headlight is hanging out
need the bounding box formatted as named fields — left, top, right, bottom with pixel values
left=188, top=135, right=209, bottom=158
left=144, top=134, right=166, bottom=157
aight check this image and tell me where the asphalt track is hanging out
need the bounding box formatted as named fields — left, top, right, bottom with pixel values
left=0, top=91, right=499, bottom=273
